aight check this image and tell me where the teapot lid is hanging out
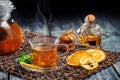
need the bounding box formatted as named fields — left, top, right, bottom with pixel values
left=0, top=0, right=15, bottom=21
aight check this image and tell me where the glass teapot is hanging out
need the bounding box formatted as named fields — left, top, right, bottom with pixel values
left=0, top=0, right=23, bottom=55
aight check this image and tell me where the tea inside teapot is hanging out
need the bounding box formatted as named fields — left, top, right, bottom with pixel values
left=0, top=19, right=23, bottom=55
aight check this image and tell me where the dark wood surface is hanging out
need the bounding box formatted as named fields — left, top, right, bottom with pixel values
left=86, top=62, right=120, bottom=80
left=0, top=62, right=119, bottom=80
left=0, top=31, right=120, bottom=80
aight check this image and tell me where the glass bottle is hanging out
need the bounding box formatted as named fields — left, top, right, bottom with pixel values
left=0, top=0, right=23, bottom=55
left=77, top=14, right=102, bottom=48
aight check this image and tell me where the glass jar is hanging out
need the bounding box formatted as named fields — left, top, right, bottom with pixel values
left=77, top=23, right=102, bottom=47
left=77, top=14, right=102, bottom=48
left=0, top=0, right=23, bottom=55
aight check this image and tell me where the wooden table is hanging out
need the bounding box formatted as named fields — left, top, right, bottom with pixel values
left=0, top=31, right=120, bottom=80
left=0, top=61, right=120, bottom=80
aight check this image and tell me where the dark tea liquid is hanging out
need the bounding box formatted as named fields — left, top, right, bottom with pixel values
left=79, top=35, right=101, bottom=46
left=0, top=21, right=23, bottom=55
left=87, top=35, right=101, bottom=46
left=87, top=41, right=96, bottom=46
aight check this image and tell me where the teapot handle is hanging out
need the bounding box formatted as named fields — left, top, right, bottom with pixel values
left=58, top=44, right=69, bottom=56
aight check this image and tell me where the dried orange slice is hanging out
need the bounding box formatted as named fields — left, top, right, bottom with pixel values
left=86, top=49, right=107, bottom=63
left=80, top=56, right=98, bottom=70
left=66, top=50, right=90, bottom=66
left=20, top=62, right=40, bottom=69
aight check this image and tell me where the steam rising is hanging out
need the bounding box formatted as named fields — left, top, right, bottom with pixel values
left=21, top=0, right=52, bottom=36
left=35, top=2, right=52, bottom=36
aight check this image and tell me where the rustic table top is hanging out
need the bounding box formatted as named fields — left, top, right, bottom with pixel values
left=0, top=31, right=120, bottom=80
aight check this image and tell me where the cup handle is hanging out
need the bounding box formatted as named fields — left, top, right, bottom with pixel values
left=58, top=44, right=69, bottom=56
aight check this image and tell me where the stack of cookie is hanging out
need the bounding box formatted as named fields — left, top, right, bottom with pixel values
left=59, top=29, right=77, bottom=51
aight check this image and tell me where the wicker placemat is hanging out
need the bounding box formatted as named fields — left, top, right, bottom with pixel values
left=0, top=30, right=120, bottom=80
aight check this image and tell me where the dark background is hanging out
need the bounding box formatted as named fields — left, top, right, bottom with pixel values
left=9, top=0, right=120, bottom=52
left=10, top=0, right=120, bottom=20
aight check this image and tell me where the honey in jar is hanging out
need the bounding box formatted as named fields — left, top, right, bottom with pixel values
left=79, top=35, right=101, bottom=46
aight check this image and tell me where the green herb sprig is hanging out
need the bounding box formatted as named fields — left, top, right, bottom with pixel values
left=18, top=52, right=32, bottom=64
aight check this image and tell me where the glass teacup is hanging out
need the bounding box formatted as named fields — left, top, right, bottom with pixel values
left=28, top=36, right=68, bottom=71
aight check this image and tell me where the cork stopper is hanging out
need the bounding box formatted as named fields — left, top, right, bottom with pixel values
left=84, top=14, right=96, bottom=24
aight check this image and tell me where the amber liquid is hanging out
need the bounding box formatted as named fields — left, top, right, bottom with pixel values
left=32, top=45, right=58, bottom=68
left=79, top=35, right=101, bottom=46
left=0, top=21, right=23, bottom=55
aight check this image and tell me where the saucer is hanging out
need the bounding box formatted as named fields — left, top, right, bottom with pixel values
left=17, top=51, right=67, bottom=72
left=20, top=62, right=58, bottom=72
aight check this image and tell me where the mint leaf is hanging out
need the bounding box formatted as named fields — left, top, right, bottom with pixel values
left=27, top=53, right=32, bottom=59
left=21, top=52, right=26, bottom=57
left=25, top=59, right=32, bottom=64
left=18, top=52, right=32, bottom=64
